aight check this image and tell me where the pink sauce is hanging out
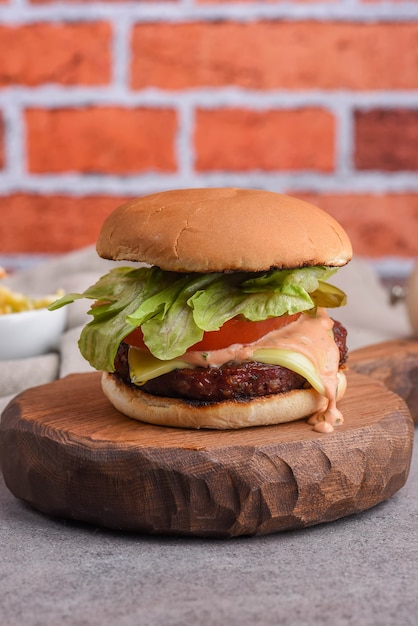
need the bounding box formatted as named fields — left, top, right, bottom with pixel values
left=181, top=308, right=344, bottom=432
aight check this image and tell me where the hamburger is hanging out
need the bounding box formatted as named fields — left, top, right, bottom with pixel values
left=50, top=188, right=352, bottom=432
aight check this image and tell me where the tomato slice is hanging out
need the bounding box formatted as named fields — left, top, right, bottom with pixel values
left=124, top=314, right=300, bottom=353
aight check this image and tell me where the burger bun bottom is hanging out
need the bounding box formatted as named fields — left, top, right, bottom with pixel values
left=101, top=371, right=347, bottom=430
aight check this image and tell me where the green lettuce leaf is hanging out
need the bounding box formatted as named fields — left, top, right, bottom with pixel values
left=50, top=266, right=181, bottom=371
left=189, top=269, right=320, bottom=331
left=128, top=273, right=219, bottom=359
left=49, top=265, right=346, bottom=371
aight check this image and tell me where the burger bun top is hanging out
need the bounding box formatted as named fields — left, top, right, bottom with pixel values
left=96, top=188, right=352, bottom=273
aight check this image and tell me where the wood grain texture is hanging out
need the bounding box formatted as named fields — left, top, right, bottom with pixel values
left=0, top=370, right=413, bottom=537
left=350, top=339, right=418, bottom=423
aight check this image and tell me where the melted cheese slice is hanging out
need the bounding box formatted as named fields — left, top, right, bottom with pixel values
left=129, top=349, right=192, bottom=385
left=128, top=308, right=338, bottom=394
left=129, top=345, right=325, bottom=395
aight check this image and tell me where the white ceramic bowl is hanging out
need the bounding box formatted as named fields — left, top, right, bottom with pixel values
left=0, top=305, right=67, bottom=360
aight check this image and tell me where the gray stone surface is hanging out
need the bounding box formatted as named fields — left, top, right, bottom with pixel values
left=0, top=438, right=417, bottom=626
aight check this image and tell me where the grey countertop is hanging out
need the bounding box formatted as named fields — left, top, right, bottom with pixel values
left=1, top=434, right=417, bottom=626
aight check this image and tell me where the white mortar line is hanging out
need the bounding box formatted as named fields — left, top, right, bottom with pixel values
left=1, top=93, right=26, bottom=183
left=2, top=3, right=418, bottom=23
left=111, top=15, right=132, bottom=90
left=176, top=101, right=195, bottom=180
left=1, top=171, right=418, bottom=197
left=1, top=88, right=418, bottom=109
left=333, top=96, right=355, bottom=177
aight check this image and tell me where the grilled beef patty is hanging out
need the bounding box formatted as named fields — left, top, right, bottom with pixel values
left=113, top=319, right=348, bottom=404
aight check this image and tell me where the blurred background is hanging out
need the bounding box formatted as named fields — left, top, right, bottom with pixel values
left=0, top=0, right=418, bottom=282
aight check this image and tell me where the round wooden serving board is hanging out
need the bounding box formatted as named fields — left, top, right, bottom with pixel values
left=350, top=339, right=418, bottom=424
left=0, top=370, right=413, bottom=537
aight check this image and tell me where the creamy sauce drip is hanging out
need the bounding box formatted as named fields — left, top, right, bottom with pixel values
left=181, top=308, right=344, bottom=432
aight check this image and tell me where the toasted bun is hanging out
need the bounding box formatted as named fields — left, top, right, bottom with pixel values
left=96, top=188, right=352, bottom=273
left=101, top=371, right=347, bottom=430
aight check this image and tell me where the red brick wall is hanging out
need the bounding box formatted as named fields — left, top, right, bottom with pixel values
left=1, top=1, right=418, bottom=274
